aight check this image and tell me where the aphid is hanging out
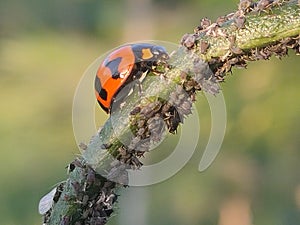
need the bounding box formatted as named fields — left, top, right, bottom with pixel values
left=137, top=127, right=146, bottom=136
left=137, top=118, right=146, bottom=128
left=234, top=16, right=246, bottom=29
left=164, top=106, right=182, bottom=134
left=255, top=0, right=273, bottom=12
left=205, top=23, right=220, bottom=37
left=200, top=18, right=212, bottom=29
left=216, top=16, right=228, bottom=26
left=86, top=167, right=96, bottom=188
left=238, top=0, right=254, bottom=12
left=130, top=106, right=141, bottom=115
left=271, top=0, right=285, bottom=7
left=199, top=40, right=210, bottom=54
left=129, top=155, right=143, bottom=168
left=181, top=33, right=196, bottom=49
left=60, top=216, right=70, bottom=225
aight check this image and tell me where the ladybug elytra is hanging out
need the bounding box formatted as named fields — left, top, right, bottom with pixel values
left=95, top=43, right=169, bottom=113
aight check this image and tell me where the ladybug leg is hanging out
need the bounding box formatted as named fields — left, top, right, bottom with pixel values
left=134, top=70, right=146, bottom=96
left=135, top=79, right=143, bottom=96
left=129, top=66, right=147, bottom=96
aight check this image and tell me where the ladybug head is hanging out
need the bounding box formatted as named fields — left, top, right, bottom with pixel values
left=151, top=45, right=169, bottom=61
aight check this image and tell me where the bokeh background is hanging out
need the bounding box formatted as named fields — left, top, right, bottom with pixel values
left=1, top=0, right=299, bottom=224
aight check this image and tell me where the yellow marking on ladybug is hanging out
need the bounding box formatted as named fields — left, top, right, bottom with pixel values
left=142, top=48, right=153, bottom=60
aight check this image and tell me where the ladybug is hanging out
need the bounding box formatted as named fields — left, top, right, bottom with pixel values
left=95, top=43, right=169, bottom=113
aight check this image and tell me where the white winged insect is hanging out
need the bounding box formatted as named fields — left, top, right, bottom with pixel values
left=39, top=182, right=64, bottom=215
left=38, top=187, right=57, bottom=215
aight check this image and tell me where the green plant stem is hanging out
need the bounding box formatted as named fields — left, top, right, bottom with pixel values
left=201, top=1, right=300, bottom=60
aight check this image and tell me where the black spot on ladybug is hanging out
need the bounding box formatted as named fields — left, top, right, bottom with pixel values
left=95, top=76, right=102, bottom=96
left=99, top=88, right=108, bottom=101
left=95, top=76, right=108, bottom=101
left=105, top=57, right=122, bottom=79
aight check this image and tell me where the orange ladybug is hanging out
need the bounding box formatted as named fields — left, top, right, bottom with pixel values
left=95, top=43, right=169, bottom=113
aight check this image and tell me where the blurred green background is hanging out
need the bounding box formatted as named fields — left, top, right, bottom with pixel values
left=1, top=0, right=299, bottom=224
